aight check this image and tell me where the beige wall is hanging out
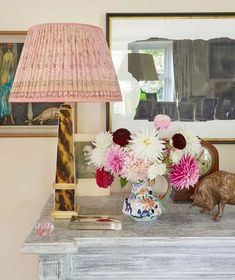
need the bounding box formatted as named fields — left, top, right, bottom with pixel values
left=0, top=0, right=235, bottom=279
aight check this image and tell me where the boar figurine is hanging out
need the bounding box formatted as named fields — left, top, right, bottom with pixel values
left=190, top=170, right=235, bottom=222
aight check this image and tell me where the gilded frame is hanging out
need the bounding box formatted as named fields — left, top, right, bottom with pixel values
left=106, top=13, right=235, bottom=144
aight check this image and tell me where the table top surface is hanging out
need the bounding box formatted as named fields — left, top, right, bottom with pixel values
left=21, top=193, right=235, bottom=254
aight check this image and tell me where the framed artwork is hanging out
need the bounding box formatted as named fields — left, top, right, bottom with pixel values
left=209, top=41, right=235, bottom=79
left=106, top=13, right=235, bottom=143
left=74, top=134, right=110, bottom=196
left=0, top=31, right=62, bottom=137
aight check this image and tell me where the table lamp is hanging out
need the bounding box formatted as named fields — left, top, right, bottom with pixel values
left=128, top=53, right=158, bottom=81
left=128, top=53, right=158, bottom=120
left=9, top=23, right=122, bottom=218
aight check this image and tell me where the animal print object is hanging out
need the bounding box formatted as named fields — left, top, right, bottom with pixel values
left=55, top=189, right=75, bottom=211
left=55, top=104, right=76, bottom=212
left=55, top=103, right=75, bottom=184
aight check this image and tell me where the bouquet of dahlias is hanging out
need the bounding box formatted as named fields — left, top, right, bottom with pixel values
left=90, top=114, right=201, bottom=191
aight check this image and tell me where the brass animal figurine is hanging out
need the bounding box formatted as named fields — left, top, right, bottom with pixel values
left=190, top=170, right=235, bottom=222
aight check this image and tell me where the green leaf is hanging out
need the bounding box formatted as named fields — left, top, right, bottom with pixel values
left=120, top=177, right=128, bottom=188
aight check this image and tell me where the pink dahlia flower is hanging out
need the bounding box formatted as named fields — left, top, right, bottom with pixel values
left=96, top=168, right=114, bottom=188
left=106, top=146, right=126, bottom=174
left=169, top=154, right=199, bottom=190
left=121, top=153, right=151, bottom=181
left=154, top=114, right=171, bottom=130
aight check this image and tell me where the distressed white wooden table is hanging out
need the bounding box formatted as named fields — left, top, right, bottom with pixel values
left=21, top=194, right=235, bottom=280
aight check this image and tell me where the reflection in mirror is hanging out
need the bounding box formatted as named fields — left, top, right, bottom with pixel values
left=107, top=14, right=235, bottom=141
left=128, top=37, right=235, bottom=122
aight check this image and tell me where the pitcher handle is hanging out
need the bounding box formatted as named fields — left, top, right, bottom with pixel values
left=155, top=175, right=172, bottom=201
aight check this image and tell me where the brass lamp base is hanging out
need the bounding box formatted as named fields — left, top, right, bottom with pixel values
left=51, top=210, right=79, bottom=219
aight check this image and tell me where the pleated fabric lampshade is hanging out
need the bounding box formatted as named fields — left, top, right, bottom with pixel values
left=9, top=23, right=121, bottom=103
left=9, top=23, right=122, bottom=218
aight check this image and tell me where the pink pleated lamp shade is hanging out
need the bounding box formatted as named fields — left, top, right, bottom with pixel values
left=9, top=23, right=122, bottom=103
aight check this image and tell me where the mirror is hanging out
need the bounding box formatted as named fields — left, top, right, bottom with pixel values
left=106, top=13, right=235, bottom=143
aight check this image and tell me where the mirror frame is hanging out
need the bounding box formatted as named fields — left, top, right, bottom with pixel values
left=106, top=12, right=235, bottom=144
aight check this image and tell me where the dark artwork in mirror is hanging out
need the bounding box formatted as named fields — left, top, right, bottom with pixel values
left=209, top=40, right=235, bottom=79
left=106, top=13, right=235, bottom=143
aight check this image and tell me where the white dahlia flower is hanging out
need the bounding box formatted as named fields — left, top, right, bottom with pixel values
left=90, top=147, right=107, bottom=168
left=93, top=131, right=113, bottom=150
left=129, top=128, right=164, bottom=162
left=179, top=127, right=201, bottom=156
left=148, top=162, right=166, bottom=180
left=171, top=149, right=184, bottom=164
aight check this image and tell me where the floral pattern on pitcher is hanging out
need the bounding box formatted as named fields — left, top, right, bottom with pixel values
left=122, top=180, right=163, bottom=221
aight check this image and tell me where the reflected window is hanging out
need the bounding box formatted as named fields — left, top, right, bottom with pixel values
left=129, top=40, right=175, bottom=101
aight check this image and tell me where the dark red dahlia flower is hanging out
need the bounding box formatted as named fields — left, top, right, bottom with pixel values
left=172, top=133, right=186, bottom=150
left=112, top=128, right=131, bottom=147
left=96, top=168, right=114, bottom=188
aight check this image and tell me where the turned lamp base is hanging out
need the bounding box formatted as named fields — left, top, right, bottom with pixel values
left=52, top=103, right=78, bottom=219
